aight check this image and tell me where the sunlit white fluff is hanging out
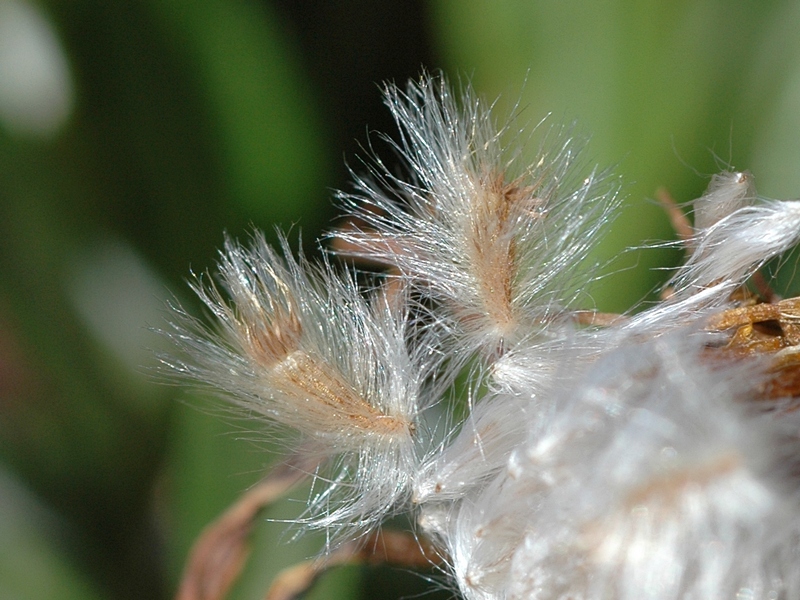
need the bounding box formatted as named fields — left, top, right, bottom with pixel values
left=692, top=170, right=756, bottom=231
left=414, top=331, right=608, bottom=514
left=335, top=75, right=620, bottom=359
left=674, top=200, right=800, bottom=296
left=433, top=333, right=800, bottom=600
left=627, top=176, right=800, bottom=333
left=414, top=329, right=603, bottom=507
left=414, top=392, right=530, bottom=507
left=511, top=334, right=800, bottom=600
left=163, top=232, right=424, bottom=538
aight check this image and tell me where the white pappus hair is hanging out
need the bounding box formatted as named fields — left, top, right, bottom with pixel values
left=434, top=333, right=800, bottom=600
left=165, top=73, right=800, bottom=598
left=163, top=232, right=425, bottom=538
left=335, top=75, right=621, bottom=360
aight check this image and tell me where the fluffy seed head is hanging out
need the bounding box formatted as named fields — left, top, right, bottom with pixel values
left=432, top=332, right=800, bottom=600
left=163, top=232, right=424, bottom=537
left=165, top=73, right=800, bottom=599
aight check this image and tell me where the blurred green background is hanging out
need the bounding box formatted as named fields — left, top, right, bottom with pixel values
left=2, top=1, right=800, bottom=598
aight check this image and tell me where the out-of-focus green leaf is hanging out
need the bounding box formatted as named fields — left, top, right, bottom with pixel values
left=749, top=3, right=800, bottom=198
left=0, top=470, right=106, bottom=600
left=150, top=0, right=331, bottom=225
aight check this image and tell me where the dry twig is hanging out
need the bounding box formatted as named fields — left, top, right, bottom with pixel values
left=264, top=529, right=440, bottom=600
left=175, top=455, right=318, bottom=600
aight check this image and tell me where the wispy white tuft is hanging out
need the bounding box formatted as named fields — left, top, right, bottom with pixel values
left=674, top=199, right=800, bottom=296
left=430, top=333, right=800, bottom=600
left=163, top=232, right=425, bottom=538
left=414, top=392, right=530, bottom=507
left=692, top=170, right=756, bottom=231
left=334, top=75, right=621, bottom=359
left=653, top=170, right=800, bottom=310
left=629, top=176, right=800, bottom=332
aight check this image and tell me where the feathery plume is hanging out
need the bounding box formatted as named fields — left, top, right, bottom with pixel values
left=163, top=232, right=423, bottom=537
left=335, top=76, right=620, bottom=359
left=692, top=170, right=756, bottom=231
left=169, top=74, right=800, bottom=600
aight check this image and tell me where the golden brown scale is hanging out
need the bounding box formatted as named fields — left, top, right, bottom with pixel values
left=224, top=272, right=305, bottom=370
left=272, top=350, right=411, bottom=439
left=463, top=172, right=544, bottom=337
left=238, top=303, right=303, bottom=368
left=467, top=174, right=518, bottom=332
left=224, top=272, right=412, bottom=441
left=706, top=297, right=800, bottom=339
left=705, top=296, right=800, bottom=403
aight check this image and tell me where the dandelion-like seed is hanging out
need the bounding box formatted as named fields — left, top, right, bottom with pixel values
left=335, top=76, right=620, bottom=359
left=168, top=74, right=800, bottom=600
left=164, top=233, right=423, bottom=537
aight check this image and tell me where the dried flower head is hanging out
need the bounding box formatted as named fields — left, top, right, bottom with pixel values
left=169, top=74, right=800, bottom=600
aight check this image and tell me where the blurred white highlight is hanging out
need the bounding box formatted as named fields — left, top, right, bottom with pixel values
left=67, top=238, right=171, bottom=375
left=0, top=0, right=73, bottom=138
